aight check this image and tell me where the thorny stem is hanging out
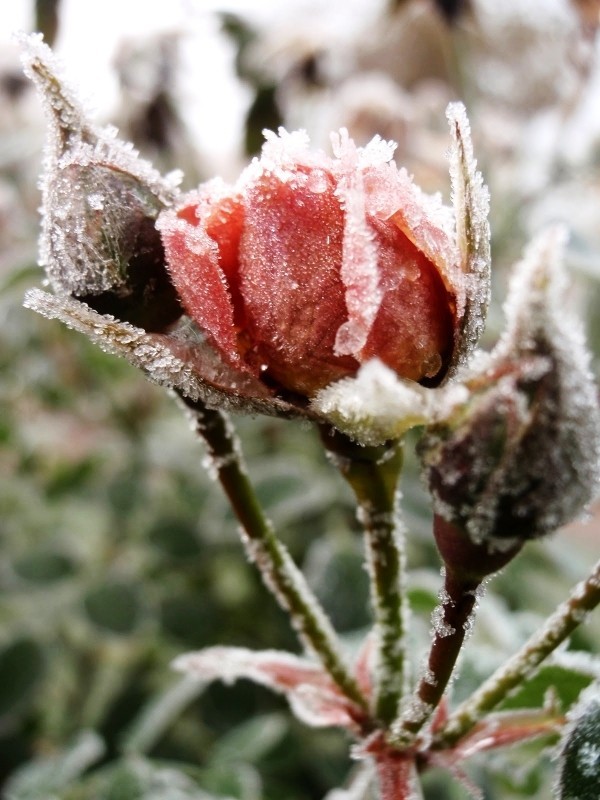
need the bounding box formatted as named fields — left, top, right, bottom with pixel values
left=433, top=557, right=600, bottom=749
left=180, top=396, right=369, bottom=713
left=320, top=428, right=406, bottom=725
left=392, top=568, right=480, bottom=744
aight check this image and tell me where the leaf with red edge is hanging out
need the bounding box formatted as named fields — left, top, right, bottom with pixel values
left=172, top=646, right=364, bottom=731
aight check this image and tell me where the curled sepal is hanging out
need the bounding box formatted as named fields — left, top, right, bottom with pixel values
left=421, top=228, right=600, bottom=553
left=446, top=102, right=491, bottom=373
left=23, top=289, right=302, bottom=418
left=19, top=33, right=181, bottom=327
left=554, top=683, right=600, bottom=800
left=172, top=647, right=366, bottom=731
left=312, top=359, right=469, bottom=445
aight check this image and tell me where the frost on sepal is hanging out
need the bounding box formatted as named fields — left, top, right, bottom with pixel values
left=312, top=359, right=469, bottom=446
left=19, top=33, right=182, bottom=329
left=491, top=227, right=600, bottom=535
left=172, top=647, right=364, bottom=731
left=23, top=289, right=301, bottom=418
left=446, top=102, right=491, bottom=374
left=420, top=228, right=600, bottom=558
left=554, top=682, right=600, bottom=800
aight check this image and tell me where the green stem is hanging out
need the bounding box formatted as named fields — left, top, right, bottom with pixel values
left=181, top=396, right=369, bottom=713
left=392, top=568, right=480, bottom=744
left=434, top=558, right=600, bottom=749
left=320, top=428, right=406, bottom=725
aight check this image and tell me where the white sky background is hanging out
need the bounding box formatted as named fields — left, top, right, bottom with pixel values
left=1, top=0, right=252, bottom=176
left=0, top=0, right=386, bottom=179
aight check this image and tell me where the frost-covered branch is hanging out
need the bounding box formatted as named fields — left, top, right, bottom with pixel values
left=435, top=558, right=600, bottom=749
left=180, top=395, right=369, bottom=714
left=321, top=428, right=407, bottom=725
left=392, top=561, right=481, bottom=744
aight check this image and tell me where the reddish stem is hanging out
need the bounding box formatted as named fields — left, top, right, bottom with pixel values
left=375, top=752, right=419, bottom=800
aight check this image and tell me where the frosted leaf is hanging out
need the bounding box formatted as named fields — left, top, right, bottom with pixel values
left=17, top=32, right=96, bottom=151
left=288, top=684, right=360, bottom=729
left=19, top=33, right=179, bottom=296
left=554, top=683, right=600, bottom=800
left=172, top=646, right=360, bottom=730
left=312, top=359, right=469, bottom=445
left=446, top=102, right=491, bottom=373
left=23, top=289, right=300, bottom=418
left=549, top=651, right=600, bottom=681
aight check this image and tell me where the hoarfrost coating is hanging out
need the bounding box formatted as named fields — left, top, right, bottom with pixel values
left=158, top=109, right=490, bottom=402
left=421, top=228, right=600, bottom=548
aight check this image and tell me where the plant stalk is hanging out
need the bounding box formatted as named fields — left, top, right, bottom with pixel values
left=320, top=427, right=407, bottom=725
left=434, top=557, right=600, bottom=749
left=180, top=395, right=369, bottom=713
left=392, top=567, right=480, bottom=744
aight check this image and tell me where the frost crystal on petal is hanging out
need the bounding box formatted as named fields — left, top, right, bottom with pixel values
left=331, top=129, right=383, bottom=358
left=446, top=102, right=491, bottom=373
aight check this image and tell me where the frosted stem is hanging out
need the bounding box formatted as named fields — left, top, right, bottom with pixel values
left=375, top=752, right=422, bottom=800
left=320, top=428, right=406, bottom=725
left=393, top=568, right=480, bottom=744
left=180, top=395, right=369, bottom=714
left=434, top=558, right=600, bottom=749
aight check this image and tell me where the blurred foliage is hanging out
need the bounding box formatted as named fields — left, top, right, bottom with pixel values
left=1, top=0, right=600, bottom=798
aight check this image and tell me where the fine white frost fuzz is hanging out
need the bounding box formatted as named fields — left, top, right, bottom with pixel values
left=172, top=646, right=360, bottom=730
left=19, top=33, right=179, bottom=295
left=446, top=102, right=491, bottom=373
left=313, top=359, right=469, bottom=445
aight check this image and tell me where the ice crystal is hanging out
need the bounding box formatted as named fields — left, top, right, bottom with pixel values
left=312, top=359, right=468, bottom=445
left=431, top=604, right=455, bottom=639
left=446, top=102, right=491, bottom=373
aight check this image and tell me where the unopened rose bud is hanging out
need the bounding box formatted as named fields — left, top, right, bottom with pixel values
left=21, top=34, right=182, bottom=332
left=158, top=129, right=458, bottom=398
left=158, top=105, right=489, bottom=403
left=419, top=229, right=600, bottom=579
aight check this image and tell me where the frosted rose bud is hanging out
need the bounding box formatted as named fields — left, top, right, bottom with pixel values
left=158, top=120, right=483, bottom=399
left=23, top=36, right=491, bottom=429
left=419, top=229, right=600, bottom=579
